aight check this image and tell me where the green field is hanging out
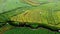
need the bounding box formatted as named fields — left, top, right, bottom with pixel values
left=4, top=27, right=60, bottom=34
left=0, top=0, right=60, bottom=34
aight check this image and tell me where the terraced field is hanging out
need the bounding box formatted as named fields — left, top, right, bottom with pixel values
left=0, top=0, right=60, bottom=34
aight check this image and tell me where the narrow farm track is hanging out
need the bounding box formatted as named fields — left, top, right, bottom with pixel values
left=0, top=24, right=14, bottom=34
left=21, top=0, right=49, bottom=6
left=22, top=0, right=40, bottom=6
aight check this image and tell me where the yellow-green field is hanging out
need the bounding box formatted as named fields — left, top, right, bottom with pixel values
left=0, top=0, right=60, bottom=34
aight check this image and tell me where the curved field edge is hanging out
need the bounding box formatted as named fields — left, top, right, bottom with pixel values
left=10, top=7, right=60, bottom=31
left=0, top=6, right=32, bottom=22
left=8, top=22, right=60, bottom=31
left=4, top=27, right=60, bottom=34
left=0, top=23, right=60, bottom=34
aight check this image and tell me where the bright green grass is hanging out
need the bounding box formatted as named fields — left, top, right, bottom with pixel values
left=0, top=0, right=31, bottom=13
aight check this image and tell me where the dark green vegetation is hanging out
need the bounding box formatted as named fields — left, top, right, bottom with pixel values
left=4, top=27, right=60, bottom=34
left=0, top=24, right=60, bottom=34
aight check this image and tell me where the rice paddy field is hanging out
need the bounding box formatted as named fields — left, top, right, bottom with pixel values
left=0, top=0, right=60, bottom=34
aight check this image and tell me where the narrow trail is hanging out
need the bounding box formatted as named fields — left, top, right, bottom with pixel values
left=0, top=24, right=15, bottom=34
